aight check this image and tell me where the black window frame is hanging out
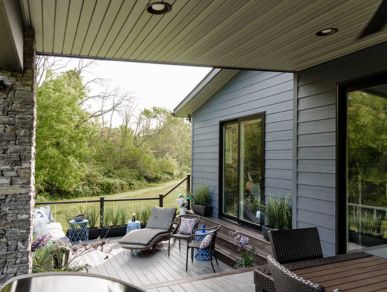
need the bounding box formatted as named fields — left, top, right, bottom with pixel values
left=337, top=70, right=387, bottom=254
left=218, top=112, right=266, bottom=230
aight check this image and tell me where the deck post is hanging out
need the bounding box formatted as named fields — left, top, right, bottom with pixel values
left=100, top=197, right=105, bottom=228
left=159, top=194, right=164, bottom=207
left=186, top=174, right=191, bottom=210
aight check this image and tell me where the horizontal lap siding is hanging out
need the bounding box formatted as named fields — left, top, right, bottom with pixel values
left=297, top=42, right=387, bottom=256
left=192, top=71, right=294, bottom=217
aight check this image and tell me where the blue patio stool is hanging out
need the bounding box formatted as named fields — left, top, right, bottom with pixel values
left=68, top=219, right=89, bottom=243
left=194, top=224, right=211, bottom=261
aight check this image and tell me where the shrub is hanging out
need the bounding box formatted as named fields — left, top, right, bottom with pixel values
left=193, top=185, right=211, bottom=206
left=262, top=197, right=291, bottom=229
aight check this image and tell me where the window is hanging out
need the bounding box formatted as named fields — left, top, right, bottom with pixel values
left=338, top=74, right=387, bottom=253
left=221, top=114, right=265, bottom=226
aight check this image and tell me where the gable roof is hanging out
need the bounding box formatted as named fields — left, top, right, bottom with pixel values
left=173, top=68, right=238, bottom=117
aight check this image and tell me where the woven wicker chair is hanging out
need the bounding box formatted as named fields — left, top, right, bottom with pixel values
left=269, top=228, right=323, bottom=264
left=267, top=256, right=325, bottom=292
left=185, top=225, right=221, bottom=272
left=168, top=214, right=200, bottom=256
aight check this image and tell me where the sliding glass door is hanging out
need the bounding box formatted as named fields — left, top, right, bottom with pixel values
left=221, top=114, right=265, bottom=226
left=341, top=79, right=387, bottom=252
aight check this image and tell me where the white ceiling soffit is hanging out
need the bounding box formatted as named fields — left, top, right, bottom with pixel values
left=173, top=68, right=239, bottom=117
left=20, top=0, right=387, bottom=72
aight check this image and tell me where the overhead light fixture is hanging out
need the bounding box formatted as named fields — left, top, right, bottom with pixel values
left=316, top=28, right=338, bottom=36
left=146, top=1, right=172, bottom=15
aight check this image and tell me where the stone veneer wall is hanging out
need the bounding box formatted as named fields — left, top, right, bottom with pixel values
left=0, top=30, right=35, bottom=285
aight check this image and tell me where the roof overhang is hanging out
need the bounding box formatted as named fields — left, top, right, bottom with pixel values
left=173, top=68, right=239, bottom=117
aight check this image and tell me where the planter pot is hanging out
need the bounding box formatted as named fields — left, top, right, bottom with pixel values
left=348, top=230, right=387, bottom=247
left=88, top=227, right=100, bottom=240
left=192, top=203, right=213, bottom=217
left=100, top=225, right=127, bottom=238
left=140, top=223, right=146, bottom=229
left=262, top=225, right=276, bottom=241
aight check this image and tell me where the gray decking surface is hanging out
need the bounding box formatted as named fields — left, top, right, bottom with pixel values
left=77, top=238, right=254, bottom=291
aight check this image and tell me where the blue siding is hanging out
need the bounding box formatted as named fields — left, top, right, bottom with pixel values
left=297, top=42, right=387, bottom=255
left=191, top=71, right=294, bottom=218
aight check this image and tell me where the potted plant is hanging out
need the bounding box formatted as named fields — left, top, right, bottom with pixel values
left=192, top=185, right=212, bottom=217
left=139, top=208, right=151, bottom=228
left=100, top=206, right=127, bottom=238
left=84, top=206, right=99, bottom=240
left=260, top=197, right=292, bottom=241
left=348, top=211, right=386, bottom=247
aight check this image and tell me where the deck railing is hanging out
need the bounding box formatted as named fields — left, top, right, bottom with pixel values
left=35, top=175, right=191, bottom=229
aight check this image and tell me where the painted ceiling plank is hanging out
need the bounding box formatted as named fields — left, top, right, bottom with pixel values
left=71, top=0, right=97, bottom=55
left=130, top=0, right=187, bottom=59
left=28, top=0, right=43, bottom=51
left=42, top=0, right=55, bottom=53
left=160, top=0, right=244, bottom=62
left=88, top=0, right=124, bottom=57
left=80, top=0, right=111, bottom=56
left=140, top=0, right=211, bottom=60
left=53, top=0, right=70, bottom=53
left=62, top=0, right=84, bottom=54
left=105, top=0, right=148, bottom=58
left=97, top=0, right=135, bottom=57
left=238, top=0, right=368, bottom=67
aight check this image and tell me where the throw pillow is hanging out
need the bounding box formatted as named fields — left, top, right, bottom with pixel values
left=200, top=233, right=213, bottom=249
left=177, top=218, right=197, bottom=235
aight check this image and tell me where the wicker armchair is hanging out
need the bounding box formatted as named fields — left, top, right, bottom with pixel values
left=185, top=225, right=221, bottom=272
left=269, top=228, right=323, bottom=264
left=168, top=214, right=200, bottom=256
left=267, top=256, right=325, bottom=292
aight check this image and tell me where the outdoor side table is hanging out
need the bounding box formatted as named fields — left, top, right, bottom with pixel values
left=126, top=220, right=141, bottom=234
left=68, top=219, right=89, bottom=243
left=194, top=228, right=211, bottom=261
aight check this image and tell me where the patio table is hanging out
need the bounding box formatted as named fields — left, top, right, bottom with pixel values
left=255, top=252, right=387, bottom=292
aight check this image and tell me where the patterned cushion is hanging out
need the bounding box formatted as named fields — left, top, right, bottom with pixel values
left=177, top=218, right=197, bottom=235
left=199, top=234, right=213, bottom=249
left=267, top=256, right=325, bottom=292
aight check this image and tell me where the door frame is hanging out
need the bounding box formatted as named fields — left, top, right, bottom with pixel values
left=337, top=70, right=387, bottom=254
left=218, top=112, right=266, bottom=230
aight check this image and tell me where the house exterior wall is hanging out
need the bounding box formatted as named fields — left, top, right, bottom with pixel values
left=296, top=42, right=387, bottom=256
left=191, top=71, right=294, bottom=218
left=0, top=30, right=35, bottom=285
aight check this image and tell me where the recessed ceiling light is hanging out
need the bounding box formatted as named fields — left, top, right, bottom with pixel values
left=316, top=28, right=338, bottom=36
left=147, top=1, right=172, bottom=15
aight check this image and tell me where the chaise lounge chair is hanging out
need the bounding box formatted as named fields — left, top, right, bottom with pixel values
left=119, top=207, right=176, bottom=251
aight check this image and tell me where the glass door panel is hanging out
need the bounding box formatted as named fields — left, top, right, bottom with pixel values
left=347, top=87, right=387, bottom=252
left=239, top=118, right=263, bottom=224
left=223, top=122, right=239, bottom=217
left=222, top=114, right=265, bottom=226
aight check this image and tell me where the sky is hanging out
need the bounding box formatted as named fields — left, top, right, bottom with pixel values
left=53, top=57, right=211, bottom=126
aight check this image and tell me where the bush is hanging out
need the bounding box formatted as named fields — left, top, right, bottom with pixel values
left=193, top=185, right=211, bottom=206
left=263, top=197, right=292, bottom=229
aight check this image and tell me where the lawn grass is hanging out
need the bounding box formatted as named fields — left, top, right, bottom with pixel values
left=35, top=179, right=188, bottom=230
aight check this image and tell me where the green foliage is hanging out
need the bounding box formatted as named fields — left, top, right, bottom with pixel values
left=349, top=211, right=383, bottom=236
left=35, top=68, right=191, bottom=199
left=103, top=206, right=114, bottom=226
left=261, top=197, right=292, bottom=229
left=234, top=247, right=255, bottom=269
left=193, top=185, right=211, bottom=206
left=82, top=205, right=99, bottom=228
left=138, top=208, right=152, bottom=225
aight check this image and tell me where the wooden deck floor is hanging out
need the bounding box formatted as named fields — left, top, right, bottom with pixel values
left=76, top=238, right=256, bottom=291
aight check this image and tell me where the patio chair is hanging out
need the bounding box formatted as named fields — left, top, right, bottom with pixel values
left=269, top=228, right=323, bottom=264
left=168, top=214, right=200, bottom=256
left=185, top=225, right=221, bottom=272
left=267, top=255, right=325, bottom=292
left=119, top=207, right=176, bottom=251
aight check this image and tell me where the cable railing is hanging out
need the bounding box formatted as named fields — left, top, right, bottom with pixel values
left=35, top=175, right=191, bottom=237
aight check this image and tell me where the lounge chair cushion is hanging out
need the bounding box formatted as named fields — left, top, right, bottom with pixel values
left=146, top=207, right=176, bottom=230
left=119, top=228, right=168, bottom=246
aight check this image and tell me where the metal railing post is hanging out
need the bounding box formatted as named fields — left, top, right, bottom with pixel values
left=159, top=194, right=164, bottom=207
left=100, top=197, right=105, bottom=228
left=186, top=174, right=191, bottom=210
